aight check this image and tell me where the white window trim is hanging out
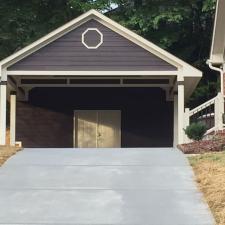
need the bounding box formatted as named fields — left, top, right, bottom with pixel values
left=82, top=28, right=103, bottom=49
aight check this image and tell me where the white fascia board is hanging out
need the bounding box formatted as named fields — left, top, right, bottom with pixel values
left=1, top=68, right=7, bottom=81
left=176, top=66, right=202, bottom=82
left=7, top=70, right=177, bottom=76
left=1, top=9, right=201, bottom=79
left=182, top=66, right=202, bottom=78
left=18, top=84, right=171, bottom=88
left=183, top=69, right=202, bottom=99
left=209, top=54, right=224, bottom=64
left=210, top=0, right=219, bottom=58
left=210, top=0, right=225, bottom=64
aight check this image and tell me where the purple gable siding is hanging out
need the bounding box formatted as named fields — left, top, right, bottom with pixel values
left=9, top=20, right=177, bottom=71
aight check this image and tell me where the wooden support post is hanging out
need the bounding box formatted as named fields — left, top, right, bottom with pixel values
left=0, top=81, right=7, bottom=145
left=215, top=92, right=224, bottom=130
left=10, top=91, right=16, bottom=146
left=173, top=94, right=178, bottom=147
left=184, top=108, right=190, bottom=143
left=178, top=80, right=185, bottom=144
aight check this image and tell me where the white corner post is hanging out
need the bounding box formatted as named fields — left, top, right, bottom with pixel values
left=221, top=70, right=224, bottom=97
left=214, top=92, right=224, bottom=130
left=173, top=94, right=178, bottom=147
left=184, top=108, right=190, bottom=143
left=0, top=78, right=7, bottom=146
left=177, top=79, right=185, bottom=144
left=10, top=91, right=16, bottom=146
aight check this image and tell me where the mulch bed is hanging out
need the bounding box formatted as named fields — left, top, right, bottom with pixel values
left=0, top=146, right=22, bottom=166
left=178, top=131, right=225, bottom=154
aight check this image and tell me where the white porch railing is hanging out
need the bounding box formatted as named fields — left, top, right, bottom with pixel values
left=184, top=92, right=224, bottom=143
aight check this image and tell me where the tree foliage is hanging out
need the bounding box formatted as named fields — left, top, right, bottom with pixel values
left=0, top=0, right=218, bottom=107
left=0, top=0, right=83, bottom=59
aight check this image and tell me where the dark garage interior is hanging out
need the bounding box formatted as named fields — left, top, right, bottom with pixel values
left=16, top=87, right=173, bottom=148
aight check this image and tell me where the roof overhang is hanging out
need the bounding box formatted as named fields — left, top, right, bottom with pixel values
left=0, top=9, right=202, bottom=99
left=209, top=0, right=225, bottom=64
left=184, top=76, right=201, bottom=100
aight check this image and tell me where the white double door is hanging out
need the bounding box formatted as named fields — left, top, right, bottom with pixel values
left=74, top=110, right=121, bottom=148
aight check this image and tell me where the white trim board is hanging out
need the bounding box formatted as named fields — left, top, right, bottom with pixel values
left=0, top=10, right=201, bottom=80
left=8, top=70, right=200, bottom=100
left=18, top=75, right=172, bottom=79
left=7, top=70, right=178, bottom=76
left=17, top=84, right=171, bottom=88
left=209, top=0, right=225, bottom=64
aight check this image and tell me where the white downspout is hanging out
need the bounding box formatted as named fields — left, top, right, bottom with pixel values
left=207, top=60, right=224, bottom=95
left=207, top=60, right=224, bottom=130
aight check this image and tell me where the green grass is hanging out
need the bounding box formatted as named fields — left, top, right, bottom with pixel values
left=188, top=151, right=225, bottom=166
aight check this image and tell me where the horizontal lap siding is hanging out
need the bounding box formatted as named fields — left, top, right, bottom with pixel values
left=9, top=20, right=177, bottom=71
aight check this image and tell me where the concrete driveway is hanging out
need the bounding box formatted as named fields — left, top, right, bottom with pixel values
left=0, top=148, right=214, bottom=225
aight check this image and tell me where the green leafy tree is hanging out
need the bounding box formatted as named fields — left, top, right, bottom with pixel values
left=0, top=0, right=82, bottom=59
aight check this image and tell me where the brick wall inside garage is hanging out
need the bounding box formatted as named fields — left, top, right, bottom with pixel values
left=16, top=102, right=73, bottom=148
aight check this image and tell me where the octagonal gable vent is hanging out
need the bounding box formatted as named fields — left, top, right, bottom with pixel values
left=82, top=28, right=103, bottom=49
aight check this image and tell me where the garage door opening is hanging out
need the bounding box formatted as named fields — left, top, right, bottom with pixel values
left=16, top=87, right=173, bottom=148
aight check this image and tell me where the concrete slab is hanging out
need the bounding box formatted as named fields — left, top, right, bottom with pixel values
left=0, top=148, right=215, bottom=225
left=0, top=165, right=195, bottom=190
left=4, top=148, right=189, bottom=166
left=0, top=190, right=212, bottom=225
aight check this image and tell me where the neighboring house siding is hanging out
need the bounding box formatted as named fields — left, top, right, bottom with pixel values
left=16, top=87, right=173, bottom=148
left=9, top=20, right=177, bottom=71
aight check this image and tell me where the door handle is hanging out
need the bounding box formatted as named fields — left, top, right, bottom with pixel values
left=97, top=132, right=102, bottom=138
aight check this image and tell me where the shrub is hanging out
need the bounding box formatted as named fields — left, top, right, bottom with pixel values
left=184, top=122, right=207, bottom=141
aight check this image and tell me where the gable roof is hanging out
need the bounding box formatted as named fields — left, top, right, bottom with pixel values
left=8, top=19, right=177, bottom=72
left=0, top=9, right=202, bottom=98
left=0, top=10, right=201, bottom=78
left=209, top=0, right=225, bottom=64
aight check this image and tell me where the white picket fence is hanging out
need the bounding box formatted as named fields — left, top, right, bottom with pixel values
left=184, top=92, right=224, bottom=143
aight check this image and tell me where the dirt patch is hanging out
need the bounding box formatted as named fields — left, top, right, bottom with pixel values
left=189, top=152, right=225, bottom=225
left=0, top=146, right=22, bottom=166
